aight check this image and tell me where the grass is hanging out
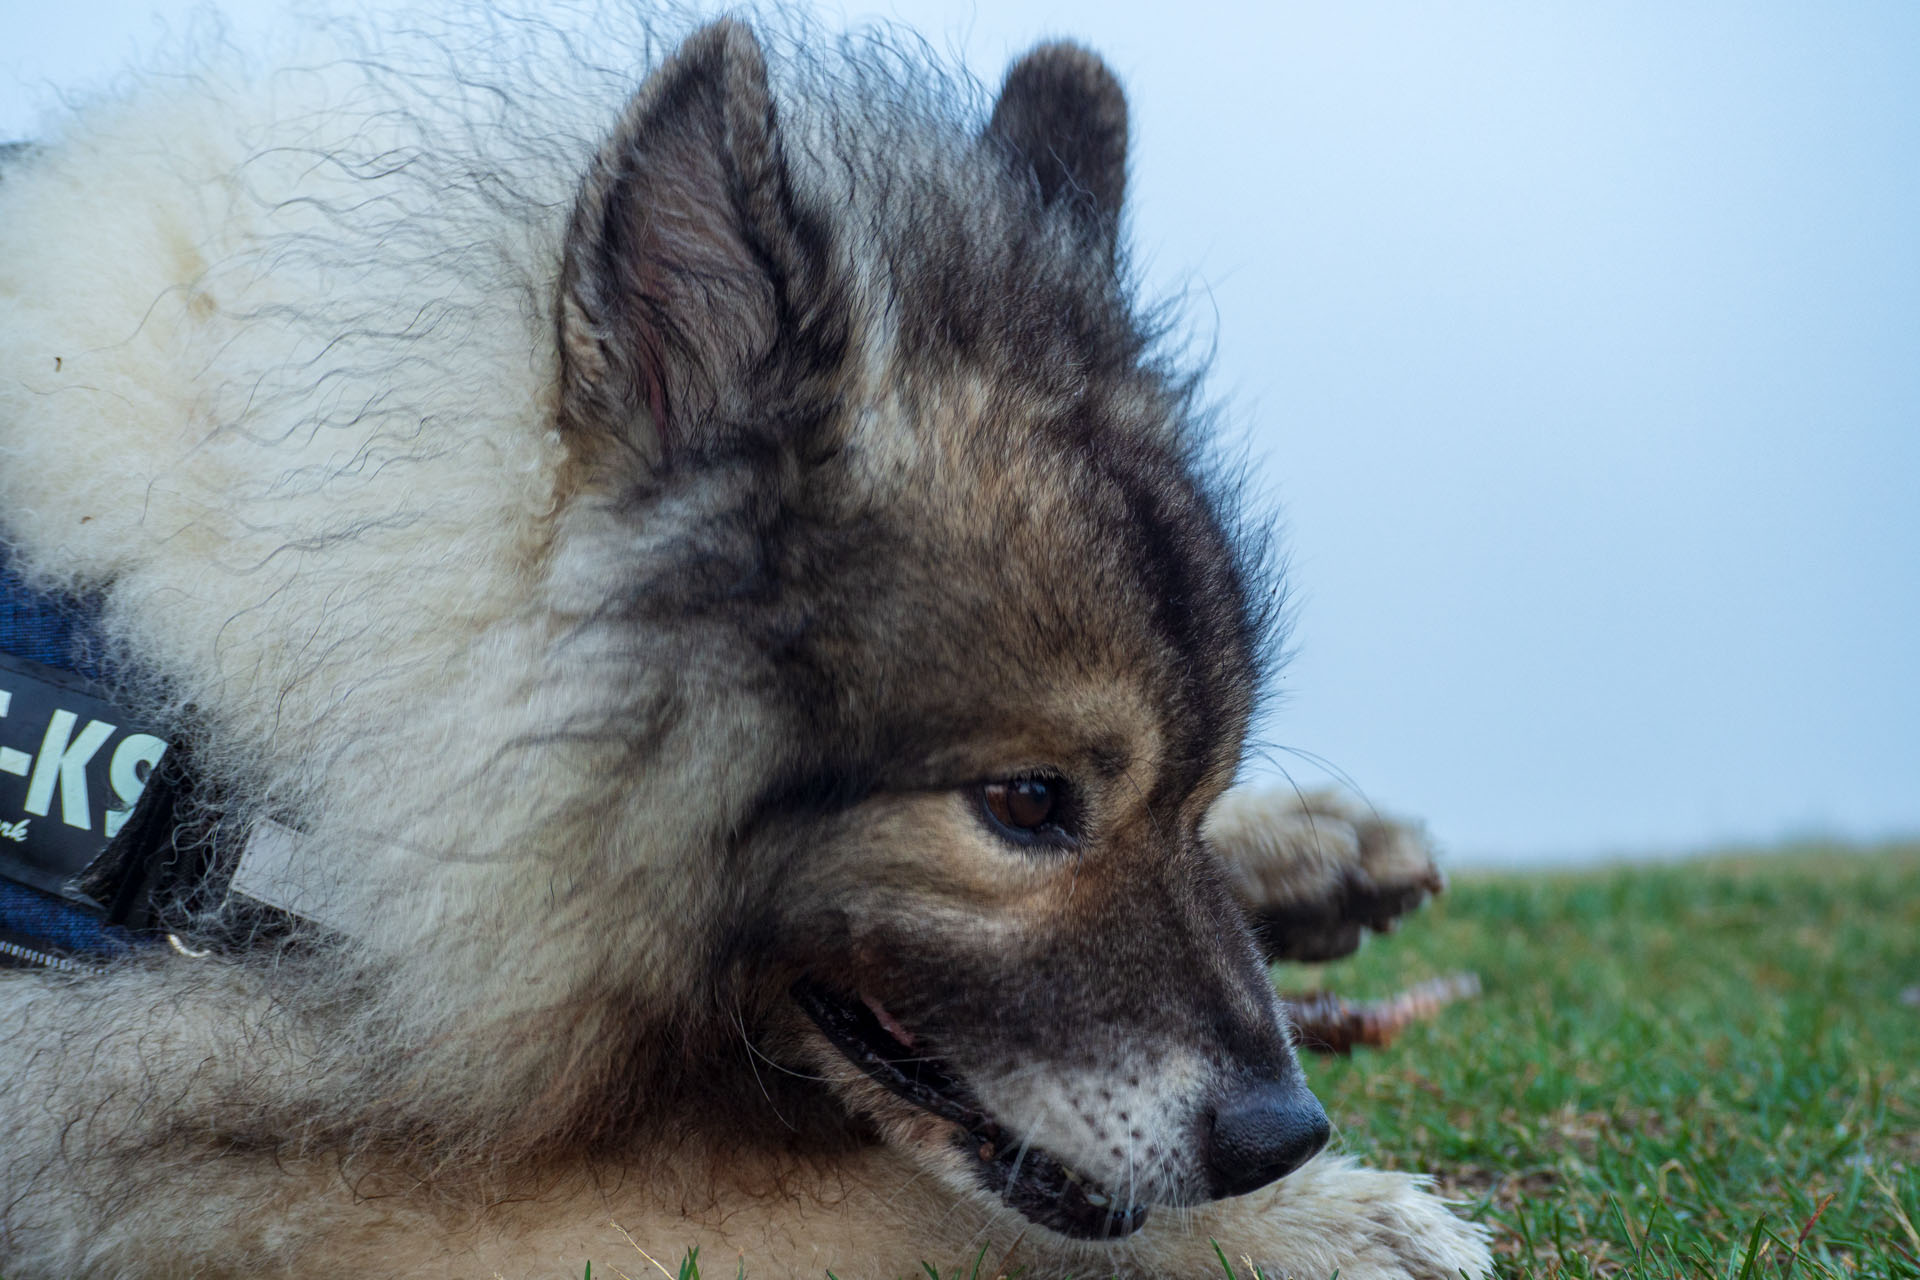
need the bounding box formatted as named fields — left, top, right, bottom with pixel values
left=1298, top=842, right=1920, bottom=1278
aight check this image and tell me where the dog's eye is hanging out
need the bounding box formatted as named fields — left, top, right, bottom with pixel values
left=978, top=777, right=1075, bottom=845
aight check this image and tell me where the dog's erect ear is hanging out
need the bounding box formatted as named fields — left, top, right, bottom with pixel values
left=558, top=20, right=824, bottom=463
left=985, top=42, right=1129, bottom=261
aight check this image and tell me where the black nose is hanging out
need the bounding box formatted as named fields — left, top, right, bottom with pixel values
left=1204, top=1079, right=1331, bottom=1198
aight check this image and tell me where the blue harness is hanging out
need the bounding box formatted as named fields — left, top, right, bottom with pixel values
left=0, top=547, right=146, bottom=966
left=0, top=551, right=102, bottom=676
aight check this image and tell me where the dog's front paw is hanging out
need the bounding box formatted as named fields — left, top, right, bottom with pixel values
left=1205, top=788, right=1445, bottom=963
left=1223, top=1155, right=1494, bottom=1280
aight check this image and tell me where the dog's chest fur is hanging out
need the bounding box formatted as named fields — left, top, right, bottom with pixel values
left=0, top=13, right=1496, bottom=1279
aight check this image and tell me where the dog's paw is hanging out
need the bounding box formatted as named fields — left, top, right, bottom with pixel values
left=1205, top=788, right=1446, bottom=963
left=1238, top=1155, right=1494, bottom=1280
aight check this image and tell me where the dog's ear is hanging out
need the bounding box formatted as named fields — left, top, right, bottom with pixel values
left=985, top=42, right=1129, bottom=263
left=558, top=20, right=827, bottom=465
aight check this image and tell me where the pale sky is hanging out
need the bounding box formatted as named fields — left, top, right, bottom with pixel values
left=4, top=2, right=1916, bottom=863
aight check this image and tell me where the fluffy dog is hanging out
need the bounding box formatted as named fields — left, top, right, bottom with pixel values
left=0, top=9, right=1492, bottom=1277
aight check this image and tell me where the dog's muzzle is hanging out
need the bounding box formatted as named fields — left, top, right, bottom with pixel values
left=794, top=978, right=1333, bottom=1240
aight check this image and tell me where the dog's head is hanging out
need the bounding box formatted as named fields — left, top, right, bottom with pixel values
left=546, top=22, right=1322, bottom=1239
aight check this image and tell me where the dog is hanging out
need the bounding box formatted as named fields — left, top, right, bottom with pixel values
left=0, top=9, right=1493, bottom=1276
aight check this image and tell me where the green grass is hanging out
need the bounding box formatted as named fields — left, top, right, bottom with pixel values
left=1299, top=842, right=1920, bottom=1279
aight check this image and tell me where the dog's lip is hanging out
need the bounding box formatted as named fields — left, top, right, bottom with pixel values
left=791, top=979, right=1149, bottom=1241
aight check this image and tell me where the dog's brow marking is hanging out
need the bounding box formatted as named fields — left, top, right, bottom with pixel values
left=1115, top=759, right=1174, bottom=856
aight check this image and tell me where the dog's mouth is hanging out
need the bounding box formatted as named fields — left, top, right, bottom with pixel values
left=792, top=980, right=1150, bottom=1240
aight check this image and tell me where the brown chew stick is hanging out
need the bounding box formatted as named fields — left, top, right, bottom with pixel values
left=1283, top=972, right=1483, bottom=1055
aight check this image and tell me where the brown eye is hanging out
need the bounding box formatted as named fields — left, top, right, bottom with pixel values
left=979, top=776, right=1074, bottom=845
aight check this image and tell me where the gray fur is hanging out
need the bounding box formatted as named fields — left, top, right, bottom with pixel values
left=0, top=9, right=1489, bottom=1276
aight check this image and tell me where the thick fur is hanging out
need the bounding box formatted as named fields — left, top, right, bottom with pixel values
left=0, top=9, right=1491, bottom=1277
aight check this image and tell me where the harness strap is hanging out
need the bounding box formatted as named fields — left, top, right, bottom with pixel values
left=0, top=553, right=102, bottom=677
left=0, top=546, right=169, bottom=968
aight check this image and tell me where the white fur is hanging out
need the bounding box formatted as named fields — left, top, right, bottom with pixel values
left=0, top=11, right=1493, bottom=1276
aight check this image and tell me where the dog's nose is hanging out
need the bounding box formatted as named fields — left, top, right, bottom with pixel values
left=1204, top=1079, right=1331, bottom=1198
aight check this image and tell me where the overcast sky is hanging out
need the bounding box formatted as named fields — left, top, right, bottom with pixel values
left=4, top=2, right=1917, bottom=864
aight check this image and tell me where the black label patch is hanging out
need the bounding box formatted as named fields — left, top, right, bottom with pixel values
left=0, top=652, right=170, bottom=906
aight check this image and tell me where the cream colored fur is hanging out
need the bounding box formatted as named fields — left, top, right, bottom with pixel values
left=0, top=11, right=1491, bottom=1277
left=0, top=27, right=773, bottom=1138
